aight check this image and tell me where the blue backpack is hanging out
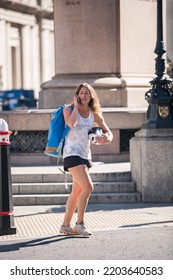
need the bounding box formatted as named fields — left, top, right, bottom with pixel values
left=45, top=105, right=71, bottom=158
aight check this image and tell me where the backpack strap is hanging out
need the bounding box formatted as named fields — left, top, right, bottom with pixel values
left=56, top=105, right=73, bottom=172
left=62, top=125, right=70, bottom=140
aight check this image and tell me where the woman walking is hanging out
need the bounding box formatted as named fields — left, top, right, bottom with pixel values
left=60, top=83, right=113, bottom=236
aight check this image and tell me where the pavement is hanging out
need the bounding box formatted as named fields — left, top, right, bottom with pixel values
left=0, top=203, right=172, bottom=240
left=11, top=161, right=132, bottom=175
left=0, top=203, right=173, bottom=260
left=0, top=163, right=173, bottom=260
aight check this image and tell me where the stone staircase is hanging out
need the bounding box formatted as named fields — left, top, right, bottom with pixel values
left=12, top=166, right=141, bottom=205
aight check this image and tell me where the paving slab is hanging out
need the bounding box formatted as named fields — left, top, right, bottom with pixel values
left=0, top=203, right=173, bottom=241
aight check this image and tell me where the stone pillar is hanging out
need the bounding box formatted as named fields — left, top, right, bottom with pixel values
left=39, top=0, right=158, bottom=109
left=130, top=129, right=173, bottom=202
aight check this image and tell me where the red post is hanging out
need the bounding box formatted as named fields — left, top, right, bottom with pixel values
left=0, top=118, right=16, bottom=235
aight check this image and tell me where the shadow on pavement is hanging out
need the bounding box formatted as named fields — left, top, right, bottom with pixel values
left=0, top=234, right=89, bottom=253
left=119, top=220, right=173, bottom=228
left=14, top=203, right=173, bottom=218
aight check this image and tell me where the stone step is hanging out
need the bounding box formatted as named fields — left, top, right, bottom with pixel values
left=11, top=171, right=131, bottom=183
left=12, top=181, right=136, bottom=195
left=11, top=163, right=141, bottom=206
left=13, top=192, right=141, bottom=206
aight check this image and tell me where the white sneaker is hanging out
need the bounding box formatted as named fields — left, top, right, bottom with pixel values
left=59, top=225, right=79, bottom=235
left=74, top=222, right=92, bottom=236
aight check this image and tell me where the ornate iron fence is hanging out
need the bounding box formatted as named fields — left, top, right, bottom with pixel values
left=120, top=129, right=139, bottom=152
left=10, top=131, right=48, bottom=153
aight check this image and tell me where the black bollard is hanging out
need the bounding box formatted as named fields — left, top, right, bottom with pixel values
left=0, top=119, right=16, bottom=235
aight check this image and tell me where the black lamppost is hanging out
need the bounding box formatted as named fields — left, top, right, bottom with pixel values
left=143, top=0, right=173, bottom=129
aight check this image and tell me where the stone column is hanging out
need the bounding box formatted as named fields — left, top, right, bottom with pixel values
left=39, top=0, right=158, bottom=109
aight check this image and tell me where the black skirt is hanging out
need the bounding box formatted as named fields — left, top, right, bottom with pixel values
left=63, top=156, right=92, bottom=172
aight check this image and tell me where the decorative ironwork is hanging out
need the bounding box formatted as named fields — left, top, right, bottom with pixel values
left=120, top=129, right=139, bottom=152
left=9, top=130, right=138, bottom=154
left=10, top=131, right=48, bottom=153
left=143, top=0, right=173, bottom=128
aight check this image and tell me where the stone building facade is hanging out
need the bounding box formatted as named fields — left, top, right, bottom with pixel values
left=40, top=0, right=173, bottom=110
left=0, top=0, right=54, bottom=100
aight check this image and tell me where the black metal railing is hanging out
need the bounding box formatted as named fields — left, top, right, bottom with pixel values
left=10, top=129, right=139, bottom=153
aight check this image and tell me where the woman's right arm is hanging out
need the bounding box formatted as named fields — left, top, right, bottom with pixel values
left=63, top=106, right=79, bottom=128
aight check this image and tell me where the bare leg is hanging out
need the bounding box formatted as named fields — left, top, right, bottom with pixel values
left=62, top=179, right=82, bottom=226
left=68, top=164, right=94, bottom=224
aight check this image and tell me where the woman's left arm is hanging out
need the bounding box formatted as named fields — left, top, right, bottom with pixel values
left=94, top=112, right=113, bottom=145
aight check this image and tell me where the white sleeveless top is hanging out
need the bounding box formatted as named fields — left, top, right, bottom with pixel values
left=63, top=110, right=94, bottom=160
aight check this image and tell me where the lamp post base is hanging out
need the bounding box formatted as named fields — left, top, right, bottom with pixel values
left=0, top=227, right=16, bottom=236
left=130, top=128, right=173, bottom=202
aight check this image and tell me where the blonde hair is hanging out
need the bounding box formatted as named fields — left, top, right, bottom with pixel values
left=73, top=83, right=101, bottom=113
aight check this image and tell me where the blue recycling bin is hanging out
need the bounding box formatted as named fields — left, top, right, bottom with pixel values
left=0, top=89, right=37, bottom=110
